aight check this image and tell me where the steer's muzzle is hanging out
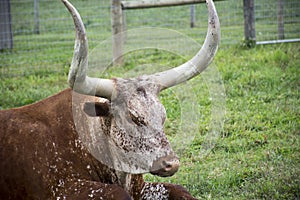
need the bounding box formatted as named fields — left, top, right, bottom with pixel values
left=150, top=154, right=180, bottom=177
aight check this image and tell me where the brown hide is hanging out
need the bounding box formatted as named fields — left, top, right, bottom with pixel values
left=0, top=89, right=196, bottom=199
left=0, top=89, right=141, bottom=199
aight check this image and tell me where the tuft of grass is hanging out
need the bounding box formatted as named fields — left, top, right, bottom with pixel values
left=0, top=74, right=68, bottom=109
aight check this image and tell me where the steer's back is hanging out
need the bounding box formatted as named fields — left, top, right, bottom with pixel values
left=0, top=89, right=100, bottom=199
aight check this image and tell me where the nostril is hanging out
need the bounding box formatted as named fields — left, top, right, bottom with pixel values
left=162, top=160, right=173, bottom=171
left=150, top=155, right=180, bottom=177
left=165, top=164, right=172, bottom=170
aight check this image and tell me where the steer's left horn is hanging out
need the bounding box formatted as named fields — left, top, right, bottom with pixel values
left=152, top=0, right=220, bottom=90
left=62, top=0, right=114, bottom=99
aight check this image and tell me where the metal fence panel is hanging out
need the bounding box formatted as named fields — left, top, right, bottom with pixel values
left=0, top=0, right=299, bottom=77
left=255, top=0, right=300, bottom=44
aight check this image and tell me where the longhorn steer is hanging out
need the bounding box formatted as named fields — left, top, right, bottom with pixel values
left=0, top=0, right=220, bottom=199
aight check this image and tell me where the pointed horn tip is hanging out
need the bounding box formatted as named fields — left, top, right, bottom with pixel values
left=61, top=0, right=69, bottom=6
left=154, top=0, right=220, bottom=90
left=206, top=0, right=218, bottom=18
left=61, top=0, right=74, bottom=13
left=207, top=0, right=220, bottom=40
left=207, top=0, right=218, bottom=16
left=62, top=0, right=86, bottom=38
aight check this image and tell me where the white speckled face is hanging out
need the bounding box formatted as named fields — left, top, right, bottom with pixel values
left=72, top=76, right=176, bottom=174
left=108, top=77, right=173, bottom=173
left=111, top=77, right=167, bottom=147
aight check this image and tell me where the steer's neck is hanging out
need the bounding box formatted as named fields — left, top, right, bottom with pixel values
left=115, top=171, right=133, bottom=194
left=115, top=171, right=145, bottom=200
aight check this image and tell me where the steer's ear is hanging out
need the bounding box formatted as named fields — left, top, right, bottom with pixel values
left=83, top=102, right=111, bottom=117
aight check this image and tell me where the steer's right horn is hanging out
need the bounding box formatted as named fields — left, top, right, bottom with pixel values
left=151, top=0, right=220, bottom=90
left=62, top=0, right=114, bottom=99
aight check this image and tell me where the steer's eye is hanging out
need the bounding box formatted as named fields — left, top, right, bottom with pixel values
left=129, top=112, right=147, bottom=126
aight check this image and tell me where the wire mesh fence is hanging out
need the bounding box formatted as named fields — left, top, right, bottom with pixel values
left=255, top=0, right=300, bottom=43
left=0, top=0, right=299, bottom=77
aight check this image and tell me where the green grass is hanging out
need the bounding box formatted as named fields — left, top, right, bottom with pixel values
left=143, top=43, right=300, bottom=199
left=1, top=0, right=300, bottom=199
left=1, top=42, right=299, bottom=199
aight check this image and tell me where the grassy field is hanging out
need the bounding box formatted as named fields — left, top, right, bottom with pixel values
left=144, top=43, right=300, bottom=199
left=1, top=41, right=299, bottom=199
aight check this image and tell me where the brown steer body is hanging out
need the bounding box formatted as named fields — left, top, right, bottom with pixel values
left=0, top=88, right=196, bottom=199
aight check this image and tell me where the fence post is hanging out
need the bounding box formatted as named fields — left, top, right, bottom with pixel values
left=190, top=4, right=195, bottom=28
left=34, top=0, right=40, bottom=34
left=111, top=0, right=124, bottom=65
left=277, top=0, right=284, bottom=40
left=243, top=0, right=256, bottom=47
left=0, top=0, right=13, bottom=50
